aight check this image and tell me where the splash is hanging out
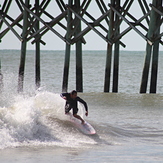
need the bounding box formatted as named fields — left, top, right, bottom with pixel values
left=0, top=72, right=97, bottom=149
left=0, top=90, right=96, bottom=150
left=34, top=91, right=84, bottom=120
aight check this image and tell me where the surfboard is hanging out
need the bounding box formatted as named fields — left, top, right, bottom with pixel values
left=66, top=113, right=96, bottom=135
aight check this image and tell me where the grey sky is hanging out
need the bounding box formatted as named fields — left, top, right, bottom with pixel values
left=0, top=0, right=162, bottom=51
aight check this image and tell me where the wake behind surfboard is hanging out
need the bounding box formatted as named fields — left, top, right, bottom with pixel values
left=66, top=113, right=96, bottom=135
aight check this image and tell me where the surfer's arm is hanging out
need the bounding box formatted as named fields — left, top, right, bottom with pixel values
left=77, top=97, right=88, bottom=116
left=60, top=93, right=68, bottom=100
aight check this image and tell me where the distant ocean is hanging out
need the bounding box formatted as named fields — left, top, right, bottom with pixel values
left=0, top=50, right=163, bottom=163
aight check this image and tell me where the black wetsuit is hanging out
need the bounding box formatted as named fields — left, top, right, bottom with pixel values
left=60, top=93, right=88, bottom=115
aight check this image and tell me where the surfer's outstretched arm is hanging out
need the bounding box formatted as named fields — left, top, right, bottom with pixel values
left=77, top=97, right=88, bottom=116
left=60, top=93, right=67, bottom=100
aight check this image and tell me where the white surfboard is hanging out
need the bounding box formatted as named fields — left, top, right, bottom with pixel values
left=66, top=113, right=96, bottom=135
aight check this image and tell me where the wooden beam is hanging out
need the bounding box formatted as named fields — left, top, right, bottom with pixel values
left=75, top=0, right=83, bottom=92
left=21, top=2, right=71, bottom=45
left=30, top=10, right=68, bottom=43
left=150, top=0, right=162, bottom=93
left=104, top=0, right=114, bottom=92
left=62, top=0, right=73, bottom=92
left=24, top=0, right=51, bottom=37
left=0, top=14, right=23, bottom=41
left=138, top=0, right=150, bottom=25
left=35, top=0, right=41, bottom=89
left=112, top=0, right=120, bottom=93
left=0, top=59, right=3, bottom=92
left=109, top=4, right=153, bottom=45
left=67, top=4, right=113, bottom=45
left=0, top=13, right=23, bottom=39
left=0, top=0, right=12, bottom=29
left=140, top=44, right=152, bottom=93
left=140, top=0, right=162, bottom=93
left=18, top=0, right=30, bottom=92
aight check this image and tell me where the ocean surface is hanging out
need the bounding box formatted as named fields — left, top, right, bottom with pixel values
left=0, top=50, right=163, bottom=162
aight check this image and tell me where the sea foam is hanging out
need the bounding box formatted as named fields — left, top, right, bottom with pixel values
left=0, top=90, right=94, bottom=149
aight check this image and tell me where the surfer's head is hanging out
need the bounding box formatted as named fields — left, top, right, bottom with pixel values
left=70, top=90, right=77, bottom=99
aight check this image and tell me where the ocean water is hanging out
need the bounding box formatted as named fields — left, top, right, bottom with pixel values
left=0, top=50, right=163, bottom=162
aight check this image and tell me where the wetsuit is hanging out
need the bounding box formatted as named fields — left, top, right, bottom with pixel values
left=60, top=93, right=88, bottom=115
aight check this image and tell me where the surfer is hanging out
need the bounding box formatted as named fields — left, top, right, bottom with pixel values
left=60, top=90, right=88, bottom=124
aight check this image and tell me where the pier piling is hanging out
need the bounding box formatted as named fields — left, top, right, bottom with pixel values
left=104, top=0, right=114, bottom=92
left=0, top=59, right=3, bottom=92
left=18, top=0, right=29, bottom=92
left=35, top=0, right=41, bottom=89
left=75, top=0, right=83, bottom=92
left=0, top=0, right=162, bottom=93
left=149, top=0, right=162, bottom=93
left=112, top=0, right=120, bottom=93
left=62, top=0, right=72, bottom=92
left=140, top=0, right=162, bottom=93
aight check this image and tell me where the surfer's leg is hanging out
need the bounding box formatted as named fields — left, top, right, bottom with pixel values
left=73, top=108, right=85, bottom=124
left=65, top=104, right=71, bottom=114
left=73, top=114, right=85, bottom=124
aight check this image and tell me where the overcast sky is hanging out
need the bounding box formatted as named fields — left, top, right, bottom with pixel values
left=0, top=0, right=162, bottom=51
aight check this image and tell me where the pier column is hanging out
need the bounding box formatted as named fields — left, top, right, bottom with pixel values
left=140, top=44, right=152, bottom=93
left=0, top=59, right=3, bottom=92
left=149, top=0, right=162, bottom=93
left=150, top=40, right=160, bottom=93
left=112, top=0, right=120, bottom=93
left=75, top=0, right=83, bottom=92
left=140, top=0, right=162, bottom=93
left=35, top=0, right=41, bottom=89
left=104, top=0, right=114, bottom=92
left=62, top=0, right=72, bottom=92
left=18, top=0, right=29, bottom=92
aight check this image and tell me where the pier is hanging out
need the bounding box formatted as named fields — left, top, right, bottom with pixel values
left=0, top=0, right=162, bottom=93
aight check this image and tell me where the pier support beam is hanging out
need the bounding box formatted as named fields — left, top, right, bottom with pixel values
left=0, top=0, right=162, bottom=94
left=112, top=0, right=120, bottom=93
left=149, top=0, right=162, bottom=93
left=35, top=0, right=41, bottom=89
left=62, top=0, right=72, bottom=92
left=140, top=44, right=152, bottom=93
left=104, top=0, right=114, bottom=92
left=18, top=0, right=29, bottom=92
left=75, top=0, right=83, bottom=92
left=0, top=59, right=3, bottom=92
left=140, top=0, right=162, bottom=93
left=150, top=39, right=160, bottom=93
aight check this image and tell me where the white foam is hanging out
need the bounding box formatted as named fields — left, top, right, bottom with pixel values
left=0, top=91, right=96, bottom=149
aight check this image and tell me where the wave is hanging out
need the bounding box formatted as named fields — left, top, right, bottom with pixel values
left=0, top=91, right=98, bottom=149
left=0, top=83, right=162, bottom=149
